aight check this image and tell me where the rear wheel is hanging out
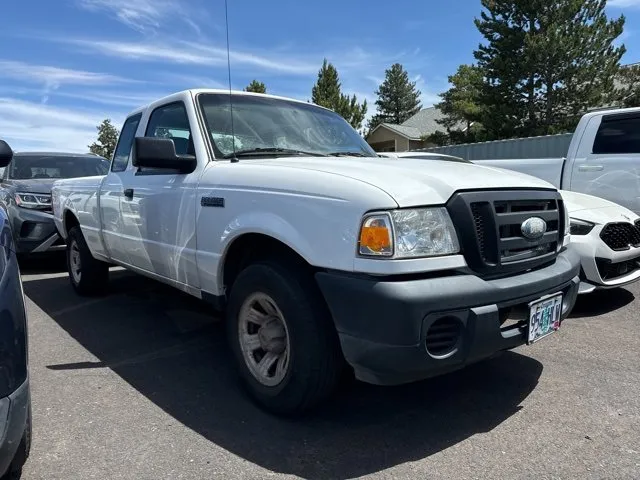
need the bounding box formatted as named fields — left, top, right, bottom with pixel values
left=66, top=226, right=109, bottom=296
left=226, top=260, right=343, bottom=415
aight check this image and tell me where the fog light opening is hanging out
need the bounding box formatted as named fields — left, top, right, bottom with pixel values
left=425, top=316, right=463, bottom=359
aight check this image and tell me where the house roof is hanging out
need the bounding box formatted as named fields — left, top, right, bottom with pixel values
left=401, top=107, right=451, bottom=134
left=378, top=123, right=422, bottom=140
left=369, top=107, right=466, bottom=140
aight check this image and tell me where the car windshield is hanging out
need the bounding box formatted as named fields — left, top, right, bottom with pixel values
left=197, top=93, right=377, bottom=158
left=8, top=154, right=110, bottom=180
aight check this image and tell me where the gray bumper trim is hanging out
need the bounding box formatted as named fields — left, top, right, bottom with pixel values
left=316, top=248, right=581, bottom=385
left=31, top=233, right=64, bottom=253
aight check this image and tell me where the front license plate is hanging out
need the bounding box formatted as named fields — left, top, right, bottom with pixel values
left=527, top=293, right=563, bottom=344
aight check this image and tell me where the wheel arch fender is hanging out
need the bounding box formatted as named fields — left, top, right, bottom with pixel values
left=217, top=211, right=317, bottom=292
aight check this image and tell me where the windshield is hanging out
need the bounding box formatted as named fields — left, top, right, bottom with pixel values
left=8, top=154, right=110, bottom=180
left=197, top=93, right=377, bottom=158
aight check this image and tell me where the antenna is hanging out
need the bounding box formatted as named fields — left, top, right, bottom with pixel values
left=224, top=0, right=238, bottom=163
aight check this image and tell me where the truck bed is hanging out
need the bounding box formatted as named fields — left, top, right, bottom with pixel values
left=473, top=158, right=565, bottom=189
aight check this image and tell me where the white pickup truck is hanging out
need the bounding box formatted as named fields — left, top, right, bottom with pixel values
left=52, top=89, right=581, bottom=414
left=475, top=106, right=640, bottom=215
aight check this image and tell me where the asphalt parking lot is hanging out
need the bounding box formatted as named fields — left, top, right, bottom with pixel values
left=16, top=255, right=640, bottom=480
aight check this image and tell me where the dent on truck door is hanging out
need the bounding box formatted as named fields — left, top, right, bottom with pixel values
left=570, top=113, right=640, bottom=215
left=101, top=113, right=142, bottom=264
left=117, top=101, right=200, bottom=288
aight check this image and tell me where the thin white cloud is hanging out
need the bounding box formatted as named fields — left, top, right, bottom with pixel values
left=51, top=90, right=164, bottom=108
left=608, top=0, right=640, bottom=7
left=65, top=38, right=320, bottom=75
left=0, top=98, right=122, bottom=152
left=0, top=59, right=139, bottom=104
left=0, top=60, right=133, bottom=88
left=75, top=0, right=203, bottom=35
left=161, top=73, right=227, bottom=89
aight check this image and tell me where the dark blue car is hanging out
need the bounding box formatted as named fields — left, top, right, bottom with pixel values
left=0, top=141, right=31, bottom=479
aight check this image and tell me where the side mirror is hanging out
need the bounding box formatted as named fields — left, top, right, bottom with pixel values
left=0, top=140, right=13, bottom=168
left=133, top=137, right=197, bottom=174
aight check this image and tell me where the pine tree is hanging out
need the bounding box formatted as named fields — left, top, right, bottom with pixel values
left=474, top=0, right=625, bottom=139
left=336, top=94, right=368, bottom=132
left=615, top=64, right=640, bottom=107
left=312, top=59, right=341, bottom=109
left=369, top=63, right=422, bottom=130
left=311, top=59, right=368, bottom=130
left=88, top=119, right=119, bottom=160
left=244, top=80, right=267, bottom=94
left=435, top=64, right=484, bottom=143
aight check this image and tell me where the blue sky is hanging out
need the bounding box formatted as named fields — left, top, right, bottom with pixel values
left=1, top=0, right=639, bottom=152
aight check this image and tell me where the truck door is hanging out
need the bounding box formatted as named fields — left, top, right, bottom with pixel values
left=117, top=100, right=202, bottom=289
left=100, top=113, right=142, bottom=265
left=569, top=112, right=640, bottom=214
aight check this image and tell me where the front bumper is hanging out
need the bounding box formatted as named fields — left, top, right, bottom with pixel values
left=9, top=206, right=65, bottom=254
left=316, top=248, right=580, bottom=386
left=570, top=226, right=640, bottom=294
left=0, top=379, right=30, bottom=477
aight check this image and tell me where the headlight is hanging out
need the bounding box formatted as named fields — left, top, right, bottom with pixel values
left=358, top=207, right=459, bottom=258
left=570, top=218, right=595, bottom=235
left=563, top=203, right=570, bottom=236
left=14, top=192, right=51, bottom=210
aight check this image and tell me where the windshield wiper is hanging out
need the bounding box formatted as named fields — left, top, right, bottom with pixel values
left=327, top=151, right=370, bottom=157
left=223, top=147, right=327, bottom=158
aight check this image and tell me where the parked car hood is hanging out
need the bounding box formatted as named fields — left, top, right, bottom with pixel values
left=255, top=156, right=556, bottom=206
left=561, top=190, right=639, bottom=224
left=3, top=179, right=56, bottom=194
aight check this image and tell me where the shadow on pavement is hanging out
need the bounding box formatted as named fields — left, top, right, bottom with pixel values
left=570, top=287, right=635, bottom=318
left=18, top=252, right=67, bottom=275
left=24, top=272, right=543, bottom=480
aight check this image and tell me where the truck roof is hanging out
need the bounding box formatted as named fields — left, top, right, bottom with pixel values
left=127, top=88, right=333, bottom=117
left=581, top=105, right=640, bottom=120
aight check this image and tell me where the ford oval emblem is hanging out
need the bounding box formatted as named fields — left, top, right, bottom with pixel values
left=521, top=217, right=547, bottom=240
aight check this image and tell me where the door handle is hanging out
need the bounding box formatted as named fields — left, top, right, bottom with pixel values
left=578, top=165, right=604, bottom=172
left=123, top=188, right=134, bottom=199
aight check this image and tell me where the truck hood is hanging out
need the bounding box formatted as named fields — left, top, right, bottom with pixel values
left=2, top=178, right=56, bottom=194
left=561, top=190, right=639, bottom=225
left=255, top=157, right=556, bottom=206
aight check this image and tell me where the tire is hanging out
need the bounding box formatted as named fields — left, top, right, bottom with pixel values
left=226, top=260, right=343, bottom=415
left=66, top=226, right=109, bottom=296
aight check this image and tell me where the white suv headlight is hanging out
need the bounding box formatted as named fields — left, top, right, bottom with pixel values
left=14, top=192, right=52, bottom=210
left=358, top=207, right=460, bottom=259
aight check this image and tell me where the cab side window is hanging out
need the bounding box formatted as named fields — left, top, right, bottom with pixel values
left=145, top=102, right=193, bottom=155
left=593, top=114, right=640, bottom=155
left=111, top=114, right=142, bottom=172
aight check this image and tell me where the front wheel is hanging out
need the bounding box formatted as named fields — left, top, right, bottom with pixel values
left=226, top=260, right=343, bottom=415
left=66, top=226, right=109, bottom=296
